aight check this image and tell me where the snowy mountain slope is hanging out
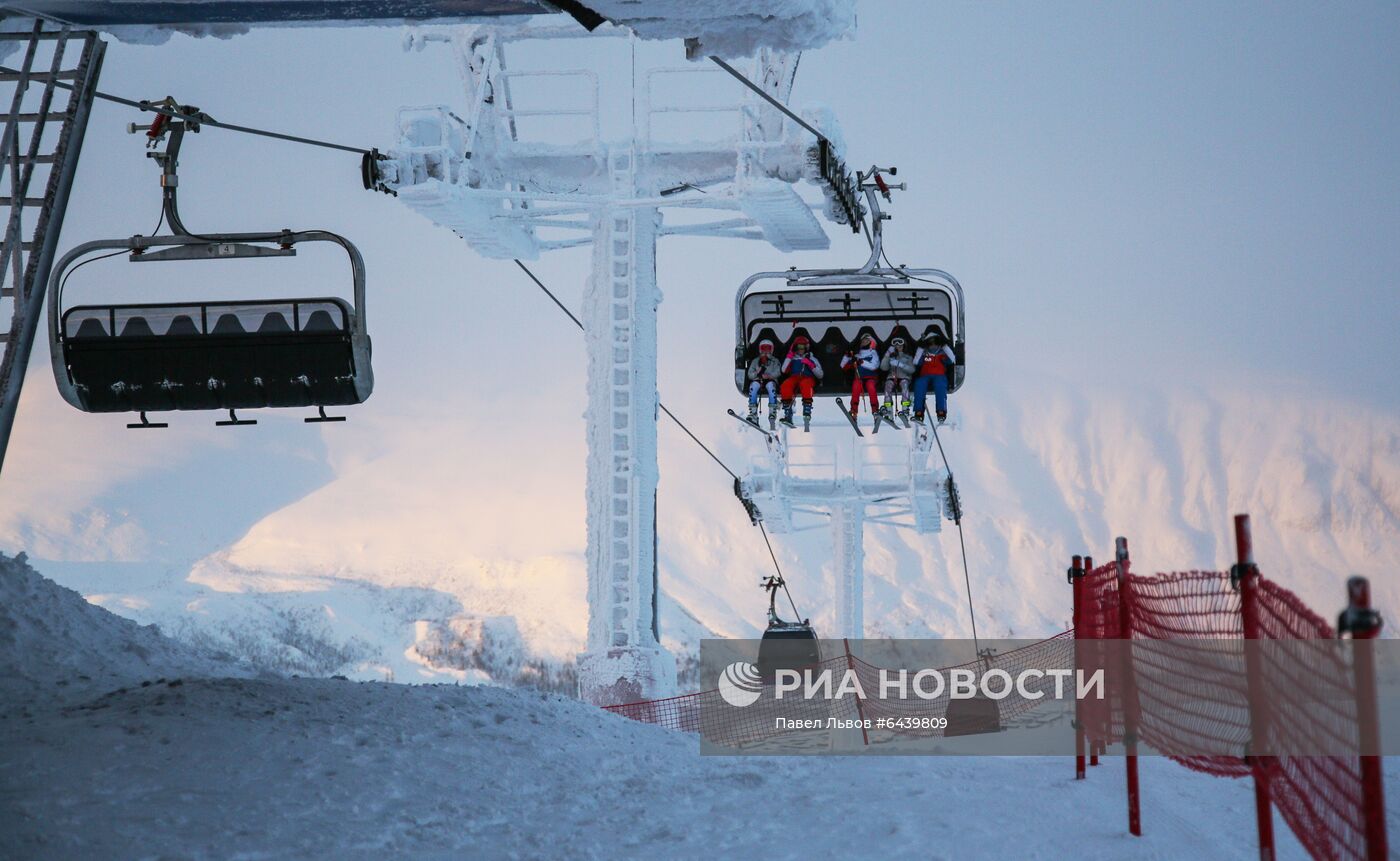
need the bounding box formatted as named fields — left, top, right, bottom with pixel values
left=0, top=386, right=333, bottom=563
left=0, top=563, right=1330, bottom=860
left=0, top=553, right=254, bottom=708
left=242, top=371, right=1400, bottom=640
left=34, top=366, right=1393, bottom=688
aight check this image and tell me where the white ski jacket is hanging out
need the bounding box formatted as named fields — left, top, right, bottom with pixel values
left=881, top=350, right=917, bottom=380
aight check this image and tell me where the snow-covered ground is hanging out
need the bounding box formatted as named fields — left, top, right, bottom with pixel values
left=1, top=553, right=1350, bottom=859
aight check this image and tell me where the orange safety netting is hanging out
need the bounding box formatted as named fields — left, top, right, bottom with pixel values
left=604, top=555, right=1380, bottom=860
left=1079, top=560, right=1374, bottom=861
left=605, top=653, right=861, bottom=748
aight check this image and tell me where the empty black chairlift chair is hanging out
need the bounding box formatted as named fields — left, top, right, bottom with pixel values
left=50, top=245, right=372, bottom=425
left=46, top=100, right=372, bottom=426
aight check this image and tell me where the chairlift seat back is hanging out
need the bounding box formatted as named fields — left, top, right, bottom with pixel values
left=60, top=298, right=366, bottom=413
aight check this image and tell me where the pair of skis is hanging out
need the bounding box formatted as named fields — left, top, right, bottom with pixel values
left=731, top=404, right=933, bottom=440
left=728, top=408, right=795, bottom=440
left=836, top=398, right=906, bottom=437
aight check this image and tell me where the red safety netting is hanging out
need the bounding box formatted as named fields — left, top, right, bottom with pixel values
left=605, top=653, right=860, bottom=749
left=850, top=632, right=1075, bottom=735
left=1253, top=579, right=1368, bottom=861
left=1078, top=560, right=1376, bottom=861
left=1076, top=561, right=1125, bottom=750
left=605, top=551, right=1380, bottom=859
left=1126, top=569, right=1250, bottom=778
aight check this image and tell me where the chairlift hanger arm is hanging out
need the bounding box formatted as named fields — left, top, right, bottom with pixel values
left=855, top=165, right=904, bottom=274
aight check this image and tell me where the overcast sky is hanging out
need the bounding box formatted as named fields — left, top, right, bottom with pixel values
left=4, top=0, right=1398, bottom=564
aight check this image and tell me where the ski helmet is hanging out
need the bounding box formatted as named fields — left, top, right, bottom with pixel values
left=891, top=336, right=906, bottom=350
left=860, top=333, right=877, bottom=349
left=792, top=335, right=810, bottom=349
left=758, top=339, right=774, bottom=354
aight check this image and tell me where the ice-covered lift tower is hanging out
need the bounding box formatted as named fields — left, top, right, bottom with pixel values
left=370, top=16, right=854, bottom=704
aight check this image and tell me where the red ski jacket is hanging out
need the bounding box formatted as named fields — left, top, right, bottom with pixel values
left=915, top=345, right=956, bottom=377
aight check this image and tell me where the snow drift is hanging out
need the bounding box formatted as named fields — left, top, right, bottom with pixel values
left=0, top=552, right=252, bottom=708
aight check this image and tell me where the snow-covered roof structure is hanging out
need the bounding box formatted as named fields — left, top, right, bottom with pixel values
left=8, top=0, right=856, bottom=57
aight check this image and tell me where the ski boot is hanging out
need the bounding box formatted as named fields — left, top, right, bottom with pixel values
left=767, top=402, right=779, bottom=430
left=747, top=404, right=760, bottom=424
left=937, top=410, right=948, bottom=424
left=899, top=398, right=913, bottom=420
left=779, top=404, right=796, bottom=428
left=801, top=400, right=814, bottom=432
left=913, top=410, right=925, bottom=424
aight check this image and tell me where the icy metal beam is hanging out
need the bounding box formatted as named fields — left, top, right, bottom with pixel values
left=831, top=498, right=863, bottom=640
left=6, top=1, right=550, bottom=27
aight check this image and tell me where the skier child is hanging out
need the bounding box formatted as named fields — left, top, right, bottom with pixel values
left=840, top=334, right=882, bottom=421
left=745, top=339, right=781, bottom=425
left=778, top=335, right=823, bottom=427
left=912, top=330, right=957, bottom=424
left=880, top=336, right=916, bottom=420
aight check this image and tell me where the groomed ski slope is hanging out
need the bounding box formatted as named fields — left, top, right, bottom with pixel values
left=0, top=554, right=1352, bottom=860
left=0, top=676, right=1323, bottom=860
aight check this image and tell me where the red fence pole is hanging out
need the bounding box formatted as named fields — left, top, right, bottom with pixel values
left=1070, top=554, right=1086, bottom=780
left=1075, top=557, right=1097, bottom=772
left=1340, top=576, right=1388, bottom=861
left=1114, top=538, right=1142, bottom=837
left=1086, top=557, right=1097, bottom=767
left=1234, top=513, right=1276, bottom=861
left=1084, top=553, right=1100, bottom=769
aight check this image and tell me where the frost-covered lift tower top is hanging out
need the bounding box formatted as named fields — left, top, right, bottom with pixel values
left=366, top=20, right=853, bottom=704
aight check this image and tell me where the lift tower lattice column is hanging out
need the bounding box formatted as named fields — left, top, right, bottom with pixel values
left=578, top=147, right=671, bottom=701
left=0, top=24, right=104, bottom=478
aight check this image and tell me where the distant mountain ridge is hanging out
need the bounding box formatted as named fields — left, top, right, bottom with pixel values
left=19, top=372, right=1384, bottom=685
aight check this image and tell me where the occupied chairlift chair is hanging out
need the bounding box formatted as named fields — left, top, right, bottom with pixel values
left=47, top=101, right=372, bottom=428
left=733, top=167, right=965, bottom=406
